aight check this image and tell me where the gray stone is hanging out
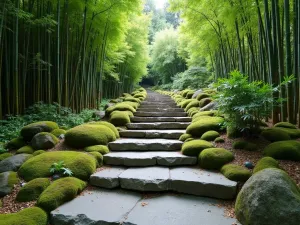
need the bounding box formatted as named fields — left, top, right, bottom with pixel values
left=124, top=194, right=240, bottom=225
left=192, top=89, right=203, bottom=99
left=92, top=110, right=105, bottom=119
left=131, top=117, right=191, bottom=122
left=119, top=167, right=170, bottom=191
left=90, top=166, right=126, bottom=188
left=50, top=189, right=141, bottom=225
left=235, top=168, right=300, bottom=225
left=126, top=122, right=190, bottom=130
left=108, top=138, right=182, bottom=151
left=135, top=112, right=187, bottom=117
left=155, top=152, right=197, bottom=166
left=200, top=101, right=218, bottom=111
left=31, top=132, right=57, bottom=150
left=0, top=154, right=31, bottom=173
left=104, top=102, right=115, bottom=110
left=120, top=130, right=185, bottom=139
left=0, top=171, right=19, bottom=197
left=170, top=167, right=237, bottom=199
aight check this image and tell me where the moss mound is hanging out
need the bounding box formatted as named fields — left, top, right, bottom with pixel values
left=233, top=141, right=258, bottom=151
left=32, top=150, right=46, bottom=156
left=185, top=138, right=194, bottom=142
left=16, top=145, right=34, bottom=154
left=124, top=97, right=141, bottom=103
left=199, top=98, right=212, bottom=108
left=51, top=128, right=66, bottom=137
left=16, top=178, right=50, bottom=202
left=263, top=140, right=300, bottom=161
left=20, top=121, right=59, bottom=141
left=273, top=127, right=300, bottom=139
left=5, top=137, right=26, bottom=149
left=261, top=128, right=291, bottom=142
left=186, top=116, right=224, bottom=137
left=179, top=133, right=193, bottom=142
left=215, top=137, right=225, bottom=143
left=65, top=124, right=116, bottom=148
left=181, top=140, right=213, bottom=156
left=185, top=100, right=199, bottom=112
left=227, top=126, right=242, bottom=138
left=253, top=157, right=280, bottom=174
left=122, top=101, right=139, bottom=109
left=0, top=171, right=19, bottom=197
left=196, top=93, right=210, bottom=101
left=88, top=152, right=103, bottom=166
left=105, top=103, right=136, bottom=116
left=89, top=121, right=120, bottom=138
left=199, top=148, right=234, bottom=170
left=186, top=90, right=195, bottom=99
left=274, top=122, right=297, bottom=129
left=0, top=153, right=13, bottom=161
left=201, top=131, right=220, bottom=141
left=0, top=207, right=48, bottom=225
left=37, top=177, right=86, bottom=212
left=192, top=110, right=217, bottom=120
left=18, top=151, right=97, bottom=181
left=84, top=145, right=109, bottom=155
left=109, top=111, right=131, bottom=126
left=221, top=164, right=252, bottom=182
left=179, top=99, right=194, bottom=108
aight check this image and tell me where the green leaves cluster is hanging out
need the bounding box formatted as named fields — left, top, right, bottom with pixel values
left=50, top=161, right=73, bottom=177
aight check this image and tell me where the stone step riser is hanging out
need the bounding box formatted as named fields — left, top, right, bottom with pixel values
left=134, top=112, right=187, bottom=117
left=126, top=122, right=189, bottom=130
left=119, top=130, right=185, bottom=139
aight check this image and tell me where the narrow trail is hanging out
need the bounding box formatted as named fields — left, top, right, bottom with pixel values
left=50, top=90, right=240, bottom=225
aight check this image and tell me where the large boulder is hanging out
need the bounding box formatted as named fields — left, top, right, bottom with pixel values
left=31, top=132, right=59, bottom=150
left=0, top=171, right=19, bottom=197
left=20, top=121, right=59, bottom=141
left=235, top=168, right=300, bottom=225
left=0, top=154, right=32, bottom=173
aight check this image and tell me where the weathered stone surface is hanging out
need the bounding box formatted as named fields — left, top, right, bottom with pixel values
left=200, top=102, right=218, bottom=111
left=0, top=154, right=31, bottom=173
left=51, top=189, right=141, bottom=225
left=192, top=89, right=203, bottom=99
left=170, top=167, right=237, bottom=199
left=235, top=168, right=300, bottom=225
left=0, top=171, right=18, bottom=197
left=131, top=117, right=191, bottom=122
left=119, top=129, right=186, bottom=139
left=155, top=152, right=197, bottom=166
left=108, top=138, right=182, bottom=151
left=135, top=112, right=187, bottom=117
left=137, top=108, right=184, bottom=112
left=90, top=166, right=126, bottom=188
left=127, top=122, right=190, bottom=130
left=31, top=132, right=58, bottom=150
left=92, top=110, right=105, bottom=119
left=119, top=167, right=170, bottom=191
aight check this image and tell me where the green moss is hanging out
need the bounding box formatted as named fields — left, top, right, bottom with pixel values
left=185, top=138, right=194, bottom=142
left=199, top=148, right=234, bottom=170
left=215, top=137, right=225, bottom=143
left=37, top=177, right=86, bottom=212
left=109, top=111, right=131, bottom=126
left=179, top=133, right=193, bottom=142
left=273, top=127, right=300, bottom=139
left=0, top=207, right=48, bottom=225
left=192, top=110, right=218, bottom=120
left=196, top=93, right=210, bottom=101
left=181, top=90, right=191, bottom=97
left=186, top=90, right=195, bottom=99
left=263, top=140, right=300, bottom=161
left=221, top=164, right=252, bottom=182
left=16, top=178, right=50, bottom=202
left=51, top=128, right=66, bottom=137
left=7, top=171, right=19, bottom=188
left=201, top=131, right=220, bottom=141
left=5, top=137, right=26, bottom=149
left=88, top=152, right=103, bottom=166
left=185, top=100, right=199, bottom=112
left=226, top=126, right=242, bottom=138
left=253, top=157, right=280, bottom=174
left=187, top=107, right=199, bottom=117
left=20, top=121, right=59, bottom=141
left=186, top=116, right=224, bottom=137
left=233, top=141, right=258, bottom=151
left=0, top=153, right=13, bottom=161
left=199, top=98, right=212, bottom=108
left=89, top=121, right=120, bottom=138
left=274, top=122, right=297, bottom=129
left=84, top=145, right=109, bottom=155
left=122, top=101, right=139, bottom=109
left=179, top=99, right=194, bottom=108
left=16, top=145, right=34, bottom=154
left=65, top=124, right=116, bottom=148
left=31, top=132, right=59, bottom=150
left=181, top=140, right=213, bottom=156
left=18, top=151, right=97, bottom=181
left=122, top=93, right=132, bottom=97
left=32, top=150, right=46, bottom=156
left=261, top=128, right=291, bottom=142
left=105, top=103, right=136, bottom=116
left=124, top=97, right=141, bottom=103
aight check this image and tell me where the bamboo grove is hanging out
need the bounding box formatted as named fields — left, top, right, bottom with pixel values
left=0, top=0, right=150, bottom=119
left=170, top=0, right=300, bottom=125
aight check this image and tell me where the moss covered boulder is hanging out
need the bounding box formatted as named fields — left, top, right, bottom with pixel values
left=235, top=169, right=300, bottom=225
left=105, top=103, right=136, bottom=116
left=214, top=137, right=225, bottom=143
left=88, top=152, right=103, bottom=166
left=199, top=97, right=212, bottom=108
left=179, top=133, right=193, bottom=142
left=179, top=99, right=194, bottom=108
left=185, top=100, right=199, bottom=111
left=20, top=121, right=59, bottom=141
left=32, top=150, right=46, bottom=156
left=0, top=171, right=19, bottom=197
left=192, top=110, right=218, bottom=121
left=273, top=127, right=300, bottom=139
left=89, top=121, right=120, bottom=138
left=181, top=140, right=213, bottom=156
left=201, top=131, right=220, bottom=141
left=31, top=132, right=59, bottom=150
left=124, top=97, right=141, bottom=103
left=274, top=122, right=297, bottom=129
left=5, top=137, right=26, bottom=149
left=233, top=141, right=258, bottom=151
left=261, top=128, right=291, bottom=142
left=18, top=151, right=96, bottom=181
left=0, top=207, right=48, bottom=225
left=196, top=93, right=210, bottom=101
left=186, top=116, right=224, bottom=137
left=221, top=164, right=251, bottom=182
left=16, top=178, right=50, bottom=202
left=16, top=145, right=34, bottom=154
left=51, top=128, right=67, bottom=137
left=109, top=111, right=131, bottom=126
left=263, top=140, right=300, bottom=161
left=65, top=124, right=116, bottom=148
left=199, top=148, right=234, bottom=170
left=84, top=145, right=109, bottom=155
left=0, top=154, right=32, bottom=173
left=253, top=157, right=280, bottom=174
left=0, top=153, right=13, bottom=161
left=37, top=177, right=86, bottom=212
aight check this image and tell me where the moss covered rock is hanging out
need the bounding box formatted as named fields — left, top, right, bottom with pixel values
left=199, top=98, right=212, bottom=108
left=186, top=116, right=224, bottom=137
left=105, top=103, right=136, bottom=116
left=0, top=153, right=13, bottom=161
left=227, top=126, right=242, bottom=138
left=273, top=127, right=300, bottom=139
left=196, top=93, right=210, bottom=101
left=5, top=137, right=26, bottom=149
left=179, top=99, right=194, bottom=108
left=18, top=151, right=96, bottom=181
left=274, top=122, right=297, bottom=129
left=253, top=157, right=280, bottom=174
left=124, top=97, right=141, bottom=103
left=37, top=177, right=86, bottom=212
left=122, top=101, right=139, bottom=110
left=65, top=124, right=116, bottom=148
left=181, top=140, right=213, bottom=156
left=261, top=128, right=291, bottom=142
left=263, top=140, right=300, bottom=161
left=199, top=148, right=234, bottom=170
left=179, top=133, right=193, bottom=142
left=185, top=100, right=199, bottom=112
left=192, top=110, right=218, bottom=121
left=0, top=154, right=32, bottom=173
left=233, top=141, right=258, bottom=151
left=221, top=164, right=251, bottom=182
left=186, top=90, right=195, bottom=99
left=51, top=128, right=67, bottom=137
left=201, top=131, right=220, bottom=141
left=20, top=121, right=59, bottom=141
left=16, top=145, right=34, bottom=154
left=0, top=171, right=19, bottom=197
left=89, top=121, right=120, bottom=138
left=31, top=132, right=59, bottom=150
left=88, top=152, right=103, bottom=166
left=16, top=178, right=50, bottom=202
left=214, top=137, right=225, bottom=143
left=181, top=90, right=191, bottom=97
left=84, top=145, right=109, bottom=155
left=0, top=207, right=48, bottom=225
left=32, top=150, right=46, bottom=156
left=109, top=111, right=131, bottom=126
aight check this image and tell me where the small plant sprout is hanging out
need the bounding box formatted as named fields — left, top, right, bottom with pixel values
left=49, top=160, right=73, bottom=177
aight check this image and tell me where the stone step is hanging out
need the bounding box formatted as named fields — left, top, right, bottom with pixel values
left=142, top=101, right=175, bottom=104
left=51, top=189, right=240, bottom=225
left=126, top=122, right=190, bottom=130
left=90, top=166, right=237, bottom=200
left=104, top=152, right=197, bottom=167
left=108, top=138, right=182, bottom=151
left=140, top=103, right=177, bottom=107
left=137, top=108, right=184, bottom=112
left=131, top=117, right=191, bottom=122
left=134, top=112, right=187, bottom=117
left=120, top=129, right=185, bottom=139
left=138, top=105, right=178, bottom=109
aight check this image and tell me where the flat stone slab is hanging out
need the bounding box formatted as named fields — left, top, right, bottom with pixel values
left=90, top=166, right=126, bottom=188
left=126, top=122, right=190, bottom=130
left=170, top=167, right=237, bottom=200
left=119, top=130, right=185, bottom=139
left=119, top=167, right=170, bottom=191
left=135, top=112, right=187, bottom=117
left=131, top=117, right=191, bottom=122
left=137, top=108, right=184, bottom=112
left=108, top=138, right=183, bottom=151
left=104, top=152, right=197, bottom=167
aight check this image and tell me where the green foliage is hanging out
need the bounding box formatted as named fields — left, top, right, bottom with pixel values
left=109, top=111, right=131, bottom=126
left=253, top=157, right=280, bottom=174
left=50, top=161, right=73, bottom=177
left=181, top=140, right=213, bottom=156
left=263, top=141, right=300, bottom=161
left=199, top=148, right=234, bottom=170
left=221, top=164, right=252, bottom=182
